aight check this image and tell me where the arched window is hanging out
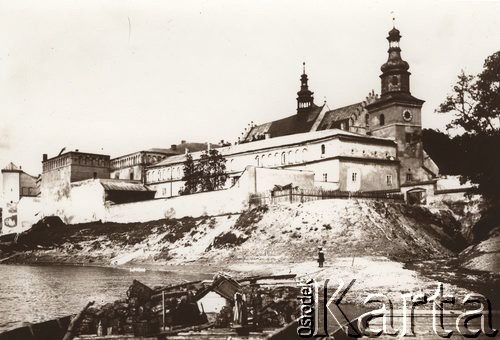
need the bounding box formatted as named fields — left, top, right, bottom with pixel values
left=287, top=150, right=292, bottom=164
left=321, top=144, right=326, bottom=155
left=281, top=152, right=286, bottom=165
left=379, top=114, right=385, bottom=126
left=365, top=114, right=369, bottom=126
left=255, top=155, right=260, bottom=167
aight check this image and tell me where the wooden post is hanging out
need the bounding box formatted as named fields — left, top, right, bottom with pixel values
left=63, top=301, right=94, bottom=340
left=162, top=290, right=165, bottom=331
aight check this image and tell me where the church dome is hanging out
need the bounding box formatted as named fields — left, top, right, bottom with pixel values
left=381, top=25, right=409, bottom=73
left=387, top=27, right=401, bottom=41
left=380, top=58, right=409, bottom=73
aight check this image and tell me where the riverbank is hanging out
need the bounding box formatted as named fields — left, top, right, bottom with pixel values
left=1, top=198, right=498, bottom=310
left=2, top=255, right=498, bottom=335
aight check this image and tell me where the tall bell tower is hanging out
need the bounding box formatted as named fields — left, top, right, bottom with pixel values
left=380, top=27, right=411, bottom=96
left=366, top=25, right=432, bottom=186
left=296, top=62, right=315, bottom=117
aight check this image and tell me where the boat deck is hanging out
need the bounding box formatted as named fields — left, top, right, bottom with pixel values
left=75, top=328, right=274, bottom=339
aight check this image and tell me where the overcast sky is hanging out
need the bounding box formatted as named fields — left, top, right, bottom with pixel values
left=0, top=0, right=499, bottom=175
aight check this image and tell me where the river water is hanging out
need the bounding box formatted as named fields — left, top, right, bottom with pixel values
left=0, top=264, right=213, bottom=333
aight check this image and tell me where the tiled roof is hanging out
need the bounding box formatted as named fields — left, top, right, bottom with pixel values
left=171, top=142, right=220, bottom=155
left=112, top=143, right=220, bottom=162
left=146, top=148, right=175, bottom=154
left=317, top=102, right=363, bottom=130
left=244, top=105, right=324, bottom=142
left=150, top=129, right=394, bottom=167
left=366, top=92, right=424, bottom=110
left=98, top=179, right=152, bottom=192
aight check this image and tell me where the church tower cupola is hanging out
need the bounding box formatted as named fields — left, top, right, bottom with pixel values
left=297, top=62, right=314, bottom=114
left=380, top=26, right=411, bottom=98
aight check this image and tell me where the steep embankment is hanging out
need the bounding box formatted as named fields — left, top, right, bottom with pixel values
left=0, top=199, right=466, bottom=267
left=428, top=193, right=500, bottom=274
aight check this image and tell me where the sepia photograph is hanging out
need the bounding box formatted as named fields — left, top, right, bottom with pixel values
left=0, top=1, right=499, bottom=339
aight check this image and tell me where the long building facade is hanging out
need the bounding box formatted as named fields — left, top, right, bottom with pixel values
left=146, top=129, right=400, bottom=198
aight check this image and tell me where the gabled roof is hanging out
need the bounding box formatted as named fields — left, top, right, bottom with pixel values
left=244, top=104, right=324, bottom=142
left=317, top=102, right=364, bottom=130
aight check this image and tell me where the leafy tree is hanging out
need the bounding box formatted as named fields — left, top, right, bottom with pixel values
left=179, top=153, right=199, bottom=195
left=438, top=52, right=500, bottom=134
left=197, top=149, right=229, bottom=192
left=437, top=51, right=500, bottom=200
left=179, top=149, right=228, bottom=195
left=422, top=129, right=464, bottom=175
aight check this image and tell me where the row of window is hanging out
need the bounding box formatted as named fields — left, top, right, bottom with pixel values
left=43, top=156, right=108, bottom=171
left=145, top=143, right=395, bottom=184
left=323, top=172, right=393, bottom=187
left=147, top=166, right=183, bottom=182
left=324, top=172, right=393, bottom=186
left=112, top=155, right=142, bottom=169
left=254, top=147, right=310, bottom=167
left=111, top=154, right=166, bottom=170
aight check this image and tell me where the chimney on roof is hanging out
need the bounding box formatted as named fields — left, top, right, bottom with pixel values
left=185, top=148, right=189, bottom=155
left=171, top=144, right=177, bottom=151
left=264, top=132, right=271, bottom=139
left=207, top=143, right=211, bottom=151
left=181, top=140, right=186, bottom=144
left=43, top=154, right=48, bottom=162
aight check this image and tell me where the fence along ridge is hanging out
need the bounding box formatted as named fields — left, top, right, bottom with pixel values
left=250, top=187, right=404, bottom=206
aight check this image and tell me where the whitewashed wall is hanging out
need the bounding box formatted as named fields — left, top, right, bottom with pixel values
left=41, top=179, right=107, bottom=224
left=105, top=166, right=314, bottom=223
left=15, top=197, right=42, bottom=232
